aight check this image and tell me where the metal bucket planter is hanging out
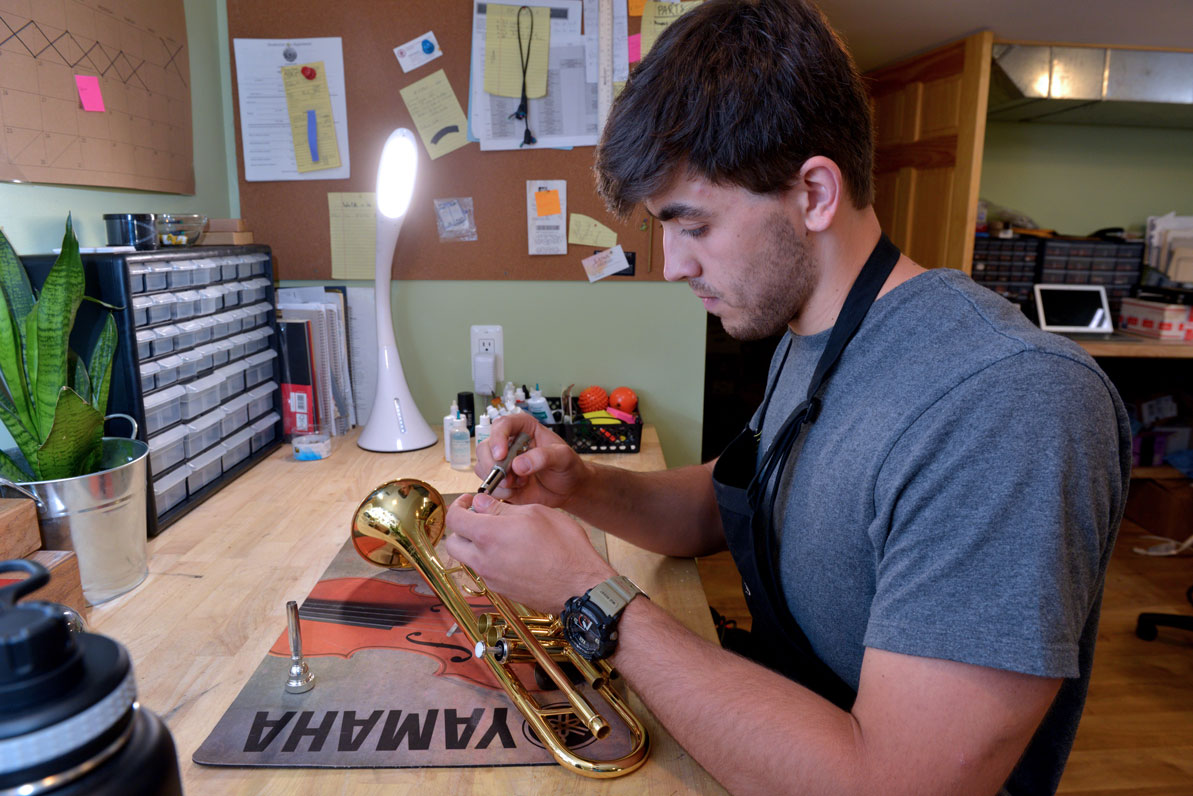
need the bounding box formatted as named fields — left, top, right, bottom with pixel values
left=1, top=421, right=149, bottom=605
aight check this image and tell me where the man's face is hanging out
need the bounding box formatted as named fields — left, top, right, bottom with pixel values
left=645, top=175, right=817, bottom=340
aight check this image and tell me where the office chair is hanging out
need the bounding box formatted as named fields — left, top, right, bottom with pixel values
left=1135, top=583, right=1193, bottom=640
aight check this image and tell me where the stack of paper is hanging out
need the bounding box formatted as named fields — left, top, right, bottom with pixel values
left=278, top=287, right=357, bottom=436
left=1147, top=213, right=1193, bottom=284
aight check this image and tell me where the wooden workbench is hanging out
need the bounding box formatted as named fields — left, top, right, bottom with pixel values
left=90, top=425, right=726, bottom=795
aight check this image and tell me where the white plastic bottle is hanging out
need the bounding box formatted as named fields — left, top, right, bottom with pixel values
left=475, top=413, right=492, bottom=448
left=526, top=385, right=551, bottom=424
left=443, top=400, right=458, bottom=462
left=450, top=414, right=471, bottom=470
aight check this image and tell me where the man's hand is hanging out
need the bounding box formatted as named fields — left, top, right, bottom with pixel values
left=443, top=492, right=615, bottom=612
left=476, top=414, right=591, bottom=509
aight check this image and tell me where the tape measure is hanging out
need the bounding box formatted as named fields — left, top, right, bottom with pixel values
left=596, top=0, right=614, bottom=132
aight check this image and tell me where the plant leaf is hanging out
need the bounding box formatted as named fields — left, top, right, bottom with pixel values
left=69, top=347, right=91, bottom=404
left=89, top=313, right=116, bottom=415
left=22, top=302, right=40, bottom=439
left=0, top=226, right=34, bottom=334
left=33, top=387, right=104, bottom=480
left=0, top=449, right=33, bottom=482
left=0, top=398, right=39, bottom=472
left=0, top=230, right=34, bottom=431
left=30, top=218, right=84, bottom=442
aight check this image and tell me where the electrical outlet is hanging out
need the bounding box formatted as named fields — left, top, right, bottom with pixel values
left=470, top=325, right=503, bottom=394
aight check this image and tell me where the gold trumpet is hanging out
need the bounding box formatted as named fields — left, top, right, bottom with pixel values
left=350, top=478, right=650, bottom=778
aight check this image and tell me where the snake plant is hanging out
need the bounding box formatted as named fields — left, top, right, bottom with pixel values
left=0, top=216, right=116, bottom=482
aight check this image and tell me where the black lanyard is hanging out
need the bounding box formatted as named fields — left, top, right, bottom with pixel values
left=747, top=234, right=901, bottom=566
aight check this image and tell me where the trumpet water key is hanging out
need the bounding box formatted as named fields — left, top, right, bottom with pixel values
left=350, top=478, right=649, bottom=778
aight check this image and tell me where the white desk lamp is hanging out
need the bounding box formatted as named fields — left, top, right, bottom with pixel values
left=357, top=128, right=437, bottom=452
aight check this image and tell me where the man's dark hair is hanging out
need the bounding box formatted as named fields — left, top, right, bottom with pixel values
left=595, top=0, right=875, bottom=217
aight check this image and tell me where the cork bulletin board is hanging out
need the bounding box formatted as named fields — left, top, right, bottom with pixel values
left=227, top=0, right=662, bottom=282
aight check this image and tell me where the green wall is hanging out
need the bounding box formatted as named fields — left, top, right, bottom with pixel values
left=980, top=121, right=1193, bottom=236
left=0, top=0, right=236, bottom=252
left=287, top=279, right=707, bottom=468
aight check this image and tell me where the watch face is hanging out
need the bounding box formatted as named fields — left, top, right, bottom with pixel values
left=563, top=599, right=613, bottom=660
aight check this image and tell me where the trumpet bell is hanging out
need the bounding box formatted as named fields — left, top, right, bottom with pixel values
left=351, top=478, right=445, bottom=569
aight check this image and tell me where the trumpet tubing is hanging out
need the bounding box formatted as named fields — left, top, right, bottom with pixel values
left=350, top=478, right=649, bottom=778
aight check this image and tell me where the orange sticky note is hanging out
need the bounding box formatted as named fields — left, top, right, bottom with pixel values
left=74, top=75, right=105, bottom=112
left=535, top=189, right=561, bottom=217
left=629, top=0, right=647, bottom=15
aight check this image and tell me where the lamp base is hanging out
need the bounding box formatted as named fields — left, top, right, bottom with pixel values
left=357, top=404, right=437, bottom=452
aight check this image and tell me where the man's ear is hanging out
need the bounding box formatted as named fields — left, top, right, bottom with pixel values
left=797, top=156, right=843, bottom=233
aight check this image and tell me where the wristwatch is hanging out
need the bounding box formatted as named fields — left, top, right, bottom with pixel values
left=560, top=575, right=646, bottom=661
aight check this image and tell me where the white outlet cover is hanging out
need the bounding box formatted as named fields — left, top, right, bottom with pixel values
left=470, top=325, right=503, bottom=383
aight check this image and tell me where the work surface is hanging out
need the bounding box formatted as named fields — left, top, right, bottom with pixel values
left=90, top=425, right=725, bottom=795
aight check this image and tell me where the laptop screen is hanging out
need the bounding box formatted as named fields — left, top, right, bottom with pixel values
left=1034, top=285, right=1114, bottom=333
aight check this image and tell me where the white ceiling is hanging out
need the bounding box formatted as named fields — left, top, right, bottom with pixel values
left=817, top=0, right=1193, bottom=72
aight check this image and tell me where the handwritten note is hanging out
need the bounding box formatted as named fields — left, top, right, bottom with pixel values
left=582, top=245, right=631, bottom=282
left=483, top=4, right=550, bottom=99
left=328, top=193, right=377, bottom=280
left=399, top=69, right=470, bottom=160
left=281, top=61, right=342, bottom=172
left=568, top=213, right=618, bottom=248
left=641, top=1, right=702, bottom=57
left=535, top=189, right=562, bottom=217
left=74, top=75, right=105, bottom=111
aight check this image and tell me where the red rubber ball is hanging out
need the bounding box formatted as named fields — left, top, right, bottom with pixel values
left=608, top=386, right=638, bottom=413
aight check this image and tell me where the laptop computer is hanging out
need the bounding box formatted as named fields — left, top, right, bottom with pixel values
left=1032, top=283, right=1135, bottom=341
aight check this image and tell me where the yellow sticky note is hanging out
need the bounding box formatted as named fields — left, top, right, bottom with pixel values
left=535, top=189, right=562, bottom=217
left=641, top=1, right=702, bottom=57
left=484, top=4, right=550, bottom=99
left=328, top=193, right=377, bottom=280
left=399, top=69, right=470, bottom=160
left=282, top=62, right=342, bottom=172
left=568, top=213, right=618, bottom=248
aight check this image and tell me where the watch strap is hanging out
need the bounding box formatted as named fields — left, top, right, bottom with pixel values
left=586, top=575, right=645, bottom=618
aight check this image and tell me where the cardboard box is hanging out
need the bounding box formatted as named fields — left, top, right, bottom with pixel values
left=207, top=218, right=249, bottom=232
left=1118, top=297, right=1193, bottom=341
left=0, top=498, right=41, bottom=560
left=1124, top=478, right=1193, bottom=538
left=203, top=231, right=254, bottom=245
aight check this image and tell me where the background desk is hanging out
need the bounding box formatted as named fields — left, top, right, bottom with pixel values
left=90, top=425, right=725, bottom=795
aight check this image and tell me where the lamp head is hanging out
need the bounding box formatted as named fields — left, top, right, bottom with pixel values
left=376, top=128, right=418, bottom=220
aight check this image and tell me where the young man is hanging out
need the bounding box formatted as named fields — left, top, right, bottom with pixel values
left=445, top=1, right=1131, bottom=793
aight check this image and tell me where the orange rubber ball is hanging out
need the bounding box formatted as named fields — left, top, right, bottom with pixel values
left=578, top=385, right=609, bottom=413
left=609, top=386, right=638, bottom=414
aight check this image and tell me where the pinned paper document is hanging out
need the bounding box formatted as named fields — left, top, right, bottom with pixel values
left=399, top=69, right=470, bottom=159
left=328, top=192, right=377, bottom=280
left=394, top=31, right=443, bottom=73
left=569, top=213, right=618, bottom=248
left=641, top=1, right=701, bottom=57
left=282, top=61, right=342, bottom=172
left=527, top=180, right=567, bottom=255
left=582, top=245, right=631, bottom=282
left=484, top=4, right=551, bottom=98
left=535, top=189, right=562, bottom=217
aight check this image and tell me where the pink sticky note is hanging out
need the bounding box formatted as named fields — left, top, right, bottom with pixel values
left=628, top=34, right=642, bottom=64
left=74, top=75, right=105, bottom=112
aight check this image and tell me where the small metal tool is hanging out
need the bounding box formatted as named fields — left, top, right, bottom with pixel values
left=284, top=600, right=315, bottom=694
left=477, top=431, right=532, bottom=496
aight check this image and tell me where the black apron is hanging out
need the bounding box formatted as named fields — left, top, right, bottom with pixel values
left=711, top=234, right=901, bottom=710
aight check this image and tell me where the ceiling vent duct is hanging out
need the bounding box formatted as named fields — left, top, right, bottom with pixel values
left=988, top=43, right=1193, bottom=128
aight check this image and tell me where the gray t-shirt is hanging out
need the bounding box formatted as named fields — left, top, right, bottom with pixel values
left=751, top=268, right=1131, bottom=794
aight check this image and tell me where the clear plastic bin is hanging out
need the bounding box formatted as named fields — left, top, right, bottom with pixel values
left=212, top=311, right=237, bottom=338
left=143, top=385, right=185, bottom=434
left=191, top=315, right=216, bottom=345
left=244, top=349, right=278, bottom=387
left=168, top=262, right=196, bottom=288
left=236, top=256, right=254, bottom=278
left=150, top=324, right=178, bottom=356
left=225, top=333, right=248, bottom=361
left=210, top=339, right=234, bottom=367
left=215, top=360, right=249, bottom=400
left=131, top=295, right=152, bottom=327
left=186, top=447, right=223, bottom=494
left=244, top=326, right=272, bottom=354
left=250, top=255, right=268, bottom=277
left=249, top=412, right=280, bottom=453
left=185, top=407, right=225, bottom=457
left=242, top=303, right=270, bottom=329
left=148, top=424, right=188, bottom=474
left=127, top=263, right=147, bottom=294
left=220, top=392, right=252, bottom=436
left=153, top=466, right=189, bottom=512
left=181, top=373, right=223, bottom=420
left=155, top=355, right=181, bottom=388
left=172, top=290, right=201, bottom=320
left=190, top=258, right=219, bottom=285
left=148, top=293, right=175, bottom=323
left=247, top=381, right=277, bottom=419
left=197, top=286, right=223, bottom=314
left=219, top=258, right=239, bottom=280
left=217, top=283, right=239, bottom=308
left=135, top=329, right=154, bottom=360
left=174, top=319, right=204, bottom=350
left=178, top=348, right=211, bottom=378
left=220, top=427, right=254, bottom=470
left=139, top=361, right=158, bottom=393
left=144, top=265, right=170, bottom=292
